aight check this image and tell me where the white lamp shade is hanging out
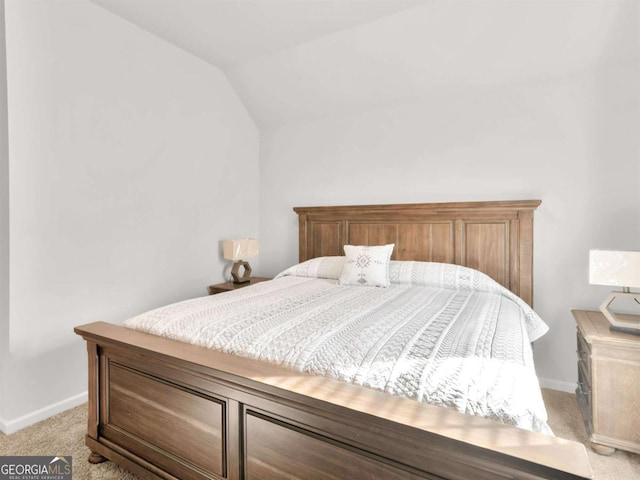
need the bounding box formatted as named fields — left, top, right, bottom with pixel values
left=589, top=250, right=640, bottom=288
left=223, top=238, right=259, bottom=261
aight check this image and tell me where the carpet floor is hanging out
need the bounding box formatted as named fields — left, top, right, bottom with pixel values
left=1, top=388, right=639, bottom=479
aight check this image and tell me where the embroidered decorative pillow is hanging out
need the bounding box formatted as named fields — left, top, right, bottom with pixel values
left=339, top=244, right=394, bottom=287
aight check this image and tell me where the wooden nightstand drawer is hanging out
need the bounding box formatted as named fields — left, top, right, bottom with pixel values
left=576, top=330, right=591, bottom=380
left=577, top=353, right=591, bottom=391
left=576, top=360, right=591, bottom=432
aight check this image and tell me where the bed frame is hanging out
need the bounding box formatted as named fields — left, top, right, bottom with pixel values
left=75, top=200, right=593, bottom=480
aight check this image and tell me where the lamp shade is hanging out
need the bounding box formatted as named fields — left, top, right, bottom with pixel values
left=589, top=250, right=640, bottom=288
left=223, top=238, right=259, bottom=261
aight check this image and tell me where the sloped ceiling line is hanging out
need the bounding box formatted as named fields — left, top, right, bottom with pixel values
left=91, top=0, right=638, bottom=128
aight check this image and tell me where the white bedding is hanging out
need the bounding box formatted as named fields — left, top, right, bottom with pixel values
left=124, top=259, right=551, bottom=434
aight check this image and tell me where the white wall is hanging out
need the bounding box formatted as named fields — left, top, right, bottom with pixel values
left=1, top=0, right=259, bottom=431
left=260, top=60, right=640, bottom=391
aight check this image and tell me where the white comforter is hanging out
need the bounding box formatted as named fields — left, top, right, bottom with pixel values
left=124, top=259, right=551, bottom=434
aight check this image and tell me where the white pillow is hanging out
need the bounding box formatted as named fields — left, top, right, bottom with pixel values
left=275, top=256, right=345, bottom=280
left=339, top=244, right=394, bottom=287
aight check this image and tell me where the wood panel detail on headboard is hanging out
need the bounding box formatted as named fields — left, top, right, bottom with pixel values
left=293, top=200, right=541, bottom=306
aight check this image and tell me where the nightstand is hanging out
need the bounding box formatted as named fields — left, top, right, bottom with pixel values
left=573, top=309, right=640, bottom=455
left=207, top=277, right=271, bottom=295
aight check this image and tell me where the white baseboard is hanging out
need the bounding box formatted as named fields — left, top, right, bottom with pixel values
left=539, top=377, right=576, bottom=394
left=0, top=391, right=87, bottom=435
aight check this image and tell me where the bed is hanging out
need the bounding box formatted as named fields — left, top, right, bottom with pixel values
left=75, top=200, right=593, bottom=480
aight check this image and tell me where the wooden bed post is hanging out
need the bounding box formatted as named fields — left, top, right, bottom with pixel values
left=86, top=340, right=107, bottom=464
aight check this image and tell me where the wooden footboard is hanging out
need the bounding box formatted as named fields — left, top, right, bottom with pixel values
left=75, top=322, right=592, bottom=480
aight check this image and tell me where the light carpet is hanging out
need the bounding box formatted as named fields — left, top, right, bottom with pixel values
left=1, top=389, right=639, bottom=479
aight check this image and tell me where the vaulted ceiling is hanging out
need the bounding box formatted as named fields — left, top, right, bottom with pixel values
left=91, top=0, right=638, bottom=127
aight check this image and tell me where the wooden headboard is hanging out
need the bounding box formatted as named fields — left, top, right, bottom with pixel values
left=294, top=200, right=541, bottom=306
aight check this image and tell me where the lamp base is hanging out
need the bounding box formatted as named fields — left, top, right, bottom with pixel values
left=600, top=291, right=640, bottom=335
left=231, top=260, right=252, bottom=284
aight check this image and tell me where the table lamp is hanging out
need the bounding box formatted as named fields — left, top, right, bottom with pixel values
left=589, top=249, right=640, bottom=334
left=223, top=238, right=259, bottom=284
